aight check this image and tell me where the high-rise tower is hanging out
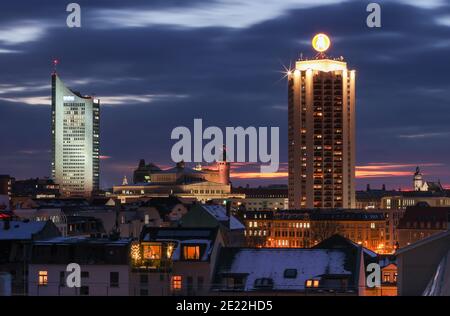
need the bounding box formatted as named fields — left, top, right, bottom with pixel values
left=288, top=34, right=355, bottom=209
left=51, top=72, right=100, bottom=197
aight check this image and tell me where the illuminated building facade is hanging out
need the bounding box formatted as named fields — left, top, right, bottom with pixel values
left=113, top=161, right=237, bottom=203
left=243, top=211, right=312, bottom=248
left=51, top=74, right=100, bottom=197
left=288, top=34, right=356, bottom=209
left=231, top=187, right=289, bottom=211
left=396, top=206, right=449, bottom=248
left=243, top=210, right=387, bottom=253
left=0, top=174, right=12, bottom=201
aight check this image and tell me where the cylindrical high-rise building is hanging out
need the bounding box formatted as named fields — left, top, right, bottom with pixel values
left=51, top=73, right=100, bottom=197
left=288, top=34, right=355, bottom=209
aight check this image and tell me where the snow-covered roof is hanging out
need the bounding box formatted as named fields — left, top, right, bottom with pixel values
left=216, top=248, right=353, bottom=291
left=0, top=220, right=47, bottom=240
left=347, top=239, right=377, bottom=258
left=202, top=205, right=228, bottom=221
left=34, top=236, right=132, bottom=246
left=313, top=234, right=377, bottom=258
left=201, top=205, right=245, bottom=230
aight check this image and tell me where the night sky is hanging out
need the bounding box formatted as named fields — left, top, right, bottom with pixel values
left=0, top=0, right=449, bottom=190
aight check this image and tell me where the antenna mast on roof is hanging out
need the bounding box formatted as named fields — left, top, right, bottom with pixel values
left=52, top=58, right=59, bottom=74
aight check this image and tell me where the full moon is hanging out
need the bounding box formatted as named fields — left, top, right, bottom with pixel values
left=312, top=33, right=331, bottom=53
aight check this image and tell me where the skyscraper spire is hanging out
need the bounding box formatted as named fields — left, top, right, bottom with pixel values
left=52, top=58, right=59, bottom=74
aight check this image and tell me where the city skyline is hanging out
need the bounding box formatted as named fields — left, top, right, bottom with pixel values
left=1, top=1, right=450, bottom=300
left=0, top=1, right=450, bottom=190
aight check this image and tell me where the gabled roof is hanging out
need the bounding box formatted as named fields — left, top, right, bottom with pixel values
left=34, top=236, right=132, bottom=246
left=141, top=196, right=185, bottom=214
left=0, top=220, right=47, bottom=240
left=140, top=226, right=218, bottom=242
left=313, top=234, right=377, bottom=258
left=214, top=247, right=358, bottom=292
left=200, top=205, right=245, bottom=230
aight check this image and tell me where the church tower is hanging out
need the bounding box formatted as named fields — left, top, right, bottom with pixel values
left=414, top=166, right=424, bottom=191
left=217, top=145, right=230, bottom=185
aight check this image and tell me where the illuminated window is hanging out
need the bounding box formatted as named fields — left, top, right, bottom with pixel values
left=143, top=244, right=161, bottom=259
left=183, top=245, right=200, bottom=260
left=172, top=275, right=182, bottom=290
left=38, top=271, right=48, bottom=286
left=306, top=279, right=319, bottom=288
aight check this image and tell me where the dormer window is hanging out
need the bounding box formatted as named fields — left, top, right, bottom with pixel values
left=254, top=278, right=274, bottom=289
left=283, top=269, right=298, bottom=279
left=306, top=279, right=319, bottom=288
left=183, top=245, right=200, bottom=260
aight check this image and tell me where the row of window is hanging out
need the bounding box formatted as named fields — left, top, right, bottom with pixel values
left=38, top=271, right=120, bottom=288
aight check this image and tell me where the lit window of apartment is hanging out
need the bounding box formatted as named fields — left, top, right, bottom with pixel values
left=172, top=275, right=182, bottom=290
left=306, top=279, right=319, bottom=288
left=183, top=245, right=200, bottom=260
left=38, top=271, right=48, bottom=286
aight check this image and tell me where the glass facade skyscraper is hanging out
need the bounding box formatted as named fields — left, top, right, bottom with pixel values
left=51, top=73, right=100, bottom=197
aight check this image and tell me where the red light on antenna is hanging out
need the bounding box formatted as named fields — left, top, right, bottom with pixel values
left=53, top=59, right=59, bottom=65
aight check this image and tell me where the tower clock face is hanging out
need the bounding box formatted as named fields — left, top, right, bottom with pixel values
left=312, top=33, right=331, bottom=52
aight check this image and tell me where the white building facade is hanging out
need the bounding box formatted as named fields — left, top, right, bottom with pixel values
left=51, top=74, right=100, bottom=197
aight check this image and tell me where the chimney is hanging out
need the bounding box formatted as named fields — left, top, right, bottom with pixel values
left=225, top=200, right=231, bottom=218
left=366, top=184, right=371, bottom=191
left=382, top=184, right=386, bottom=191
left=225, top=201, right=232, bottom=229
